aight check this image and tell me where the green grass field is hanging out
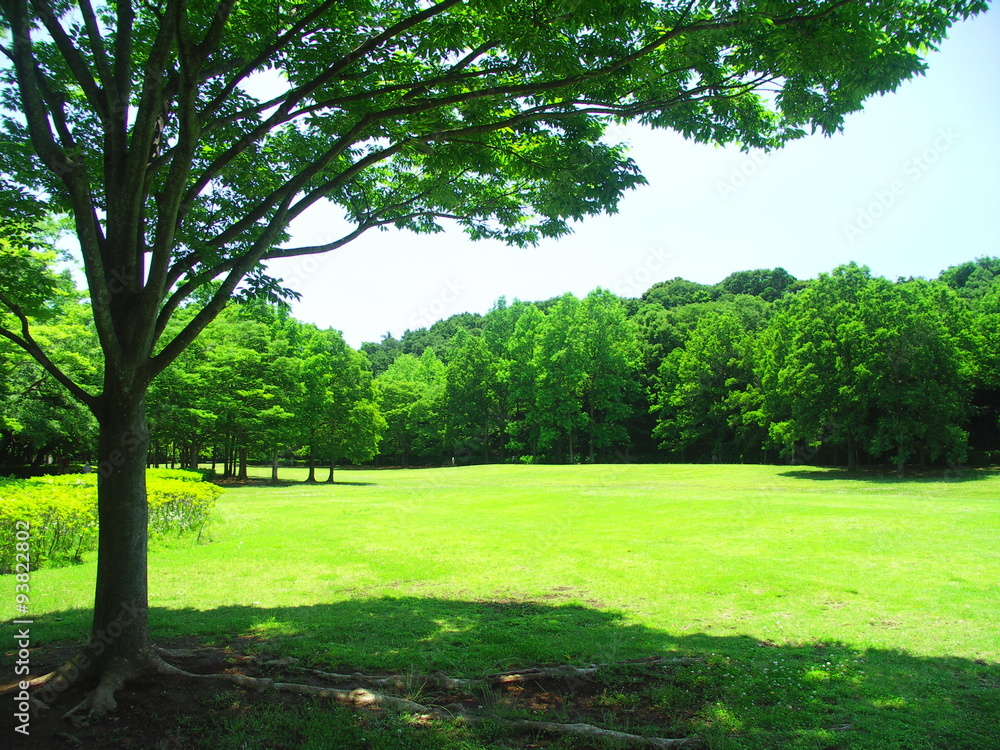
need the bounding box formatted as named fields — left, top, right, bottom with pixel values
left=5, top=464, right=999, bottom=748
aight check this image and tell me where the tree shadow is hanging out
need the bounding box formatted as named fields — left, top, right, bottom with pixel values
left=779, top=467, right=999, bottom=484
left=213, top=478, right=378, bottom=488
left=6, top=597, right=997, bottom=747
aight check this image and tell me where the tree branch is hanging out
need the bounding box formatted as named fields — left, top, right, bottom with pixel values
left=199, top=0, right=344, bottom=120
left=77, top=0, right=114, bottom=94
left=0, top=294, right=98, bottom=411
left=29, top=0, right=111, bottom=122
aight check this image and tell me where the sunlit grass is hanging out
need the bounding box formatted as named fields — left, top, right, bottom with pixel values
left=4, top=463, right=999, bottom=748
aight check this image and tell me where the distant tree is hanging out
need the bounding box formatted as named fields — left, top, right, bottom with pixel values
left=361, top=335, right=405, bottom=377
left=864, top=279, right=974, bottom=471
left=314, top=332, right=384, bottom=482
left=533, top=294, right=588, bottom=462
left=642, top=278, right=716, bottom=310
left=752, top=265, right=972, bottom=472
left=444, top=328, right=499, bottom=461
left=652, top=295, right=771, bottom=462
left=716, top=267, right=797, bottom=302
left=374, top=349, right=446, bottom=465
left=939, top=256, right=1000, bottom=299
left=503, top=302, right=546, bottom=459
left=577, top=289, right=642, bottom=461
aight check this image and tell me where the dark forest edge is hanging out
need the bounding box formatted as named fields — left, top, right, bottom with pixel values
left=2, top=255, right=998, bottom=476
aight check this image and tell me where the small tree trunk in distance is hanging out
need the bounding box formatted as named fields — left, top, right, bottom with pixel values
left=271, top=447, right=279, bottom=483
left=326, top=455, right=336, bottom=483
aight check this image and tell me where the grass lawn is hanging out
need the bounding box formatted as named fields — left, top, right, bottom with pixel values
left=3, top=464, right=999, bottom=748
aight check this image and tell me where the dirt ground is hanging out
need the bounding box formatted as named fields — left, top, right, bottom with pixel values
left=2, top=638, right=693, bottom=750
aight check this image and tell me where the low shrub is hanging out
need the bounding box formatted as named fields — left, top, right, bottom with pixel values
left=0, top=469, right=222, bottom=573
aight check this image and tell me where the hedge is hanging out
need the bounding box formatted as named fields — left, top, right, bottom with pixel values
left=0, top=469, right=222, bottom=573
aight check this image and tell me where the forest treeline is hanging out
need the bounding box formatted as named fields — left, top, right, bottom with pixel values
left=2, top=257, right=999, bottom=475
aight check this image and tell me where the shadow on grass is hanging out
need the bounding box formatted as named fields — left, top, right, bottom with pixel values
left=8, top=597, right=998, bottom=748
left=779, top=467, right=999, bottom=484
left=213, top=478, right=378, bottom=488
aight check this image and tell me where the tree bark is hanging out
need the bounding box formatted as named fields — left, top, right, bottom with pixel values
left=49, top=390, right=163, bottom=714
left=271, top=447, right=280, bottom=483
left=238, top=446, right=248, bottom=480
left=326, top=455, right=336, bottom=483
left=306, top=451, right=317, bottom=482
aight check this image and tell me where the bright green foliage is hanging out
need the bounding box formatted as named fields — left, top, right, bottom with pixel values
left=973, top=277, right=1000, bottom=391
left=653, top=298, right=770, bottom=461
left=305, top=328, right=385, bottom=478
left=642, top=278, right=716, bottom=310
left=0, top=268, right=100, bottom=468
left=717, top=267, right=797, bottom=302
left=939, top=256, right=1000, bottom=300
left=148, top=307, right=384, bottom=478
left=750, top=265, right=974, bottom=470
left=374, top=349, right=447, bottom=464
left=0, top=469, right=221, bottom=572
left=576, top=289, right=642, bottom=460
left=498, top=301, right=546, bottom=458
left=0, top=0, right=987, bottom=386
left=443, top=328, right=499, bottom=460
left=532, top=293, right=589, bottom=461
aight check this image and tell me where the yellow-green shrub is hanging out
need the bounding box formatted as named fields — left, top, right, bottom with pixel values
left=0, top=470, right=222, bottom=573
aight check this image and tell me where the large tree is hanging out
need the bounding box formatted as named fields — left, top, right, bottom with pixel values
left=0, top=0, right=985, bottom=714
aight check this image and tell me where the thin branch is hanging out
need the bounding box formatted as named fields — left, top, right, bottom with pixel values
left=261, top=222, right=382, bottom=260
left=77, top=0, right=114, bottom=93
left=199, top=0, right=344, bottom=120
left=191, top=0, right=237, bottom=68
left=0, top=295, right=98, bottom=411
left=191, top=0, right=466, bottom=200
left=143, top=250, right=263, bottom=383
left=29, top=0, right=111, bottom=122
left=198, top=116, right=376, bottom=251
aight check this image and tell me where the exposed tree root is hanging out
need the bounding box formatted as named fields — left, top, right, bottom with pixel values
left=62, top=650, right=172, bottom=722
left=156, top=655, right=704, bottom=748
left=12, top=647, right=704, bottom=746
left=283, top=655, right=704, bottom=692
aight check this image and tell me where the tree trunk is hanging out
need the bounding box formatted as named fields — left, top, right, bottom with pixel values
left=306, top=451, right=316, bottom=482
left=238, top=446, right=248, bottom=480
left=54, top=393, right=161, bottom=712
left=271, top=447, right=280, bottom=483
left=847, top=433, right=858, bottom=473
left=326, top=455, right=336, bottom=483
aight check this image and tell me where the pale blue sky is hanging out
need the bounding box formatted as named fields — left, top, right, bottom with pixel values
left=273, top=10, right=1000, bottom=348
